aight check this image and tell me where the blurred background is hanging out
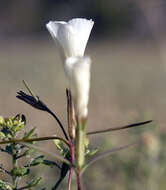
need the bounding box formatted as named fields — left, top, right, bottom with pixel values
left=1, top=0, right=166, bottom=189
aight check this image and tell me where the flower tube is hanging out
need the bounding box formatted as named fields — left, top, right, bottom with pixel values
left=65, top=56, right=91, bottom=119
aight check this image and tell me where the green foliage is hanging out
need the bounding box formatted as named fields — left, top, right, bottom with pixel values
left=27, top=177, right=42, bottom=188
left=0, top=114, right=26, bottom=138
left=85, top=147, right=98, bottom=159
left=0, top=180, right=12, bottom=190
left=0, top=114, right=58, bottom=190
left=29, top=155, right=45, bottom=166
left=11, top=167, right=30, bottom=177
left=54, top=139, right=69, bottom=157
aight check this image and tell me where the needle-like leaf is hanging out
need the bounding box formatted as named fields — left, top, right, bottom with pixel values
left=82, top=142, right=138, bottom=174
left=22, top=80, right=38, bottom=101
left=87, top=120, right=152, bottom=135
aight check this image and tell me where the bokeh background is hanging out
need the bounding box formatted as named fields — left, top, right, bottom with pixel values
left=1, top=0, right=166, bottom=189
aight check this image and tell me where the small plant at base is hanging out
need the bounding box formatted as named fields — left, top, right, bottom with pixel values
left=0, top=114, right=60, bottom=190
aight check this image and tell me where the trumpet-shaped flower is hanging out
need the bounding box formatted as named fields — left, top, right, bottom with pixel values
left=46, top=18, right=94, bottom=61
left=65, top=56, right=91, bottom=118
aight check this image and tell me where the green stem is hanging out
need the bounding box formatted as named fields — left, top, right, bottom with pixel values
left=75, top=118, right=86, bottom=190
left=75, top=118, right=87, bottom=190
left=12, top=143, right=18, bottom=190
left=0, top=136, right=70, bottom=147
left=76, top=120, right=85, bottom=169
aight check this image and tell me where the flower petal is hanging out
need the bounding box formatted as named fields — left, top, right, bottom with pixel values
left=46, top=18, right=94, bottom=59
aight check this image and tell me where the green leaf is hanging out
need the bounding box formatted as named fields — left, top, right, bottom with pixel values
left=52, top=162, right=69, bottom=190
left=11, top=115, right=26, bottom=132
left=1, top=128, right=12, bottom=138
left=42, top=160, right=61, bottom=169
left=82, top=142, right=138, bottom=174
left=0, top=116, right=4, bottom=126
left=0, top=132, right=6, bottom=139
left=11, top=167, right=30, bottom=177
left=60, top=162, right=69, bottom=179
left=54, top=139, right=69, bottom=156
left=85, top=148, right=98, bottom=159
left=5, top=145, right=13, bottom=155
left=23, top=148, right=35, bottom=156
left=27, top=177, right=42, bottom=188
left=21, top=142, right=71, bottom=166
left=30, top=155, right=45, bottom=166
left=12, top=122, right=24, bottom=132
left=0, top=180, right=12, bottom=190
left=87, top=120, right=152, bottom=135
left=54, top=139, right=64, bottom=151
left=24, top=128, right=36, bottom=139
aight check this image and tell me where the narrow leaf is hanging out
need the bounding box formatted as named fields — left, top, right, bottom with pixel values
left=20, top=142, right=71, bottom=166
left=24, top=128, right=36, bottom=139
left=43, top=160, right=61, bottom=169
left=22, top=80, right=38, bottom=101
left=87, top=120, right=152, bottom=135
left=27, top=177, right=42, bottom=188
left=82, top=142, right=138, bottom=173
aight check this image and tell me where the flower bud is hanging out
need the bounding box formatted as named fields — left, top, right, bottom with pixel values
left=65, top=56, right=91, bottom=118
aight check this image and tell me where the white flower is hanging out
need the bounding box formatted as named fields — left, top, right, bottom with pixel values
left=65, top=56, right=91, bottom=118
left=46, top=18, right=94, bottom=61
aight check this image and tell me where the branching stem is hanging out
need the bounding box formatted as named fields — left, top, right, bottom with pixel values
left=0, top=136, right=70, bottom=147
left=12, top=143, right=19, bottom=190
left=67, top=145, right=75, bottom=190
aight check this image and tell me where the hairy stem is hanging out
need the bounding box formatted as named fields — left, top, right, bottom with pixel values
left=76, top=124, right=85, bottom=168
left=67, top=168, right=72, bottom=190
left=76, top=169, right=82, bottom=190
left=75, top=119, right=86, bottom=190
left=67, top=145, right=75, bottom=190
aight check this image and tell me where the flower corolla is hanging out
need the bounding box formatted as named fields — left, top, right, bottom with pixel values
left=46, top=18, right=94, bottom=61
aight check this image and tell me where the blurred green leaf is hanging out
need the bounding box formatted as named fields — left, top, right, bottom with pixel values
left=27, top=177, right=42, bottom=188
left=23, top=148, right=35, bottom=156
left=83, top=142, right=137, bottom=173
left=0, top=132, right=6, bottom=139
left=11, top=167, right=30, bottom=177
left=24, top=128, right=36, bottom=139
left=43, top=159, right=61, bottom=169
left=54, top=139, right=69, bottom=156
left=0, top=116, right=4, bottom=126
left=86, top=148, right=98, bottom=159
left=30, top=155, right=45, bottom=166
left=5, top=145, right=13, bottom=155
left=0, top=180, right=12, bottom=190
